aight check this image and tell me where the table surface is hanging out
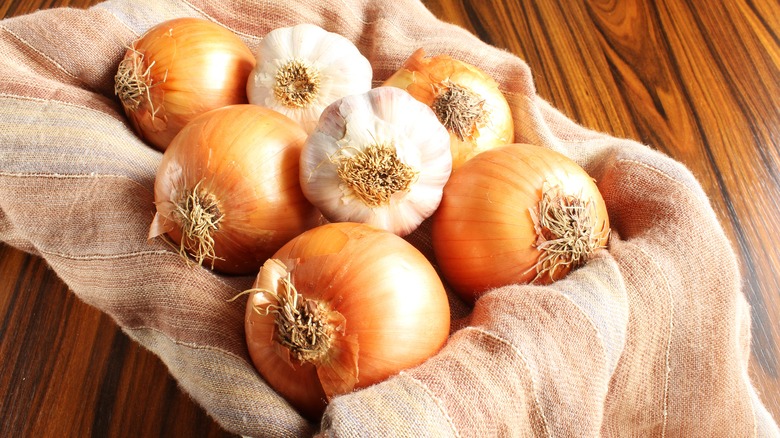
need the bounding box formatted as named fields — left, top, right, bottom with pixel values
left=2, top=0, right=778, bottom=436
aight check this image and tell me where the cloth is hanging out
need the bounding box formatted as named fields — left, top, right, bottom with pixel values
left=1, top=0, right=778, bottom=436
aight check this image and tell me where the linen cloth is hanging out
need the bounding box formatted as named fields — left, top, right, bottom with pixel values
left=1, top=0, right=778, bottom=436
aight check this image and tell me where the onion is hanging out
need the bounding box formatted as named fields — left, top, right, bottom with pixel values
left=115, top=17, right=255, bottom=151
left=243, top=222, right=450, bottom=419
left=149, top=104, right=319, bottom=275
left=383, top=48, right=514, bottom=170
left=432, top=143, right=610, bottom=303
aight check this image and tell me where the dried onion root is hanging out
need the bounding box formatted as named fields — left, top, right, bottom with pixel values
left=114, top=47, right=161, bottom=116
left=431, top=80, right=487, bottom=142
left=170, top=181, right=224, bottom=268
left=246, top=263, right=344, bottom=365
left=529, top=182, right=610, bottom=283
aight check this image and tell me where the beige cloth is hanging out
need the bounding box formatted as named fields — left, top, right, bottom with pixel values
left=1, top=0, right=778, bottom=436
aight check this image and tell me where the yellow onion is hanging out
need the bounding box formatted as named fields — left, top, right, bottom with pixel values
left=432, top=144, right=610, bottom=303
left=149, top=105, right=319, bottom=275
left=115, top=17, right=255, bottom=151
left=243, top=222, right=450, bottom=419
left=383, top=48, right=514, bottom=169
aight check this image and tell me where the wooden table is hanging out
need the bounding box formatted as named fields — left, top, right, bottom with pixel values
left=2, top=0, right=778, bottom=436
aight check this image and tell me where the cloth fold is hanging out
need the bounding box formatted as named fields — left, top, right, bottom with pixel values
left=1, top=0, right=777, bottom=436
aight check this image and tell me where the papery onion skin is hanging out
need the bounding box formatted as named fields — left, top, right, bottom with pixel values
left=244, top=222, right=451, bottom=420
left=150, top=104, right=319, bottom=275
left=383, top=48, right=514, bottom=170
left=431, top=143, right=610, bottom=303
left=115, top=17, right=255, bottom=151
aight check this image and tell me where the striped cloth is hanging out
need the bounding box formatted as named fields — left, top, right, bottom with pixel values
left=1, top=0, right=778, bottom=436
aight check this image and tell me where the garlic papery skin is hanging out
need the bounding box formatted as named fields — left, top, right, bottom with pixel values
left=300, top=86, right=452, bottom=236
left=247, top=23, right=373, bottom=133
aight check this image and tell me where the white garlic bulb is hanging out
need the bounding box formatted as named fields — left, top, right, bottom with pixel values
left=246, top=23, right=373, bottom=133
left=299, top=86, right=452, bottom=236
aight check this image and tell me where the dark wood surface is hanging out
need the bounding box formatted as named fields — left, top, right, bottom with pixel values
left=1, top=0, right=778, bottom=436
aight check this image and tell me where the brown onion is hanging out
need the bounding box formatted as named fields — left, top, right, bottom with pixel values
left=243, top=222, right=450, bottom=419
left=432, top=143, right=610, bottom=303
left=149, top=104, right=319, bottom=275
left=115, top=17, right=255, bottom=151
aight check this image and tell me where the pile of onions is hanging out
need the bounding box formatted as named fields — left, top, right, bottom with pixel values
left=149, top=104, right=319, bottom=275
left=383, top=48, right=514, bottom=170
left=243, top=222, right=450, bottom=419
left=115, top=17, right=255, bottom=151
left=117, top=16, right=614, bottom=420
left=432, top=143, right=610, bottom=303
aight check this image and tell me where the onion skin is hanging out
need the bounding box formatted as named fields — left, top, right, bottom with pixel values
left=383, top=48, right=514, bottom=170
left=116, top=17, right=255, bottom=151
left=150, top=104, right=319, bottom=275
left=432, top=143, right=610, bottom=303
left=244, top=222, right=451, bottom=420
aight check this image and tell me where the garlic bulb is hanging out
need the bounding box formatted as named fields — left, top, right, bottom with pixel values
left=299, top=86, right=452, bottom=236
left=246, top=23, right=373, bottom=133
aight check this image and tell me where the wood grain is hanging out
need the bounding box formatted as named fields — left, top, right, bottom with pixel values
left=1, top=0, right=778, bottom=435
left=424, top=0, right=780, bottom=420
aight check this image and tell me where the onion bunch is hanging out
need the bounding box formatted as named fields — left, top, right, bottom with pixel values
left=113, top=17, right=613, bottom=421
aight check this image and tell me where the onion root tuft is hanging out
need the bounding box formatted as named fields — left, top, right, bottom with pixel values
left=432, top=81, right=486, bottom=141
left=173, top=181, right=224, bottom=268
left=114, top=47, right=165, bottom=119
left=529, top=182, right=609, bottom=282
left=249, top=271, right=336, bottom=364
